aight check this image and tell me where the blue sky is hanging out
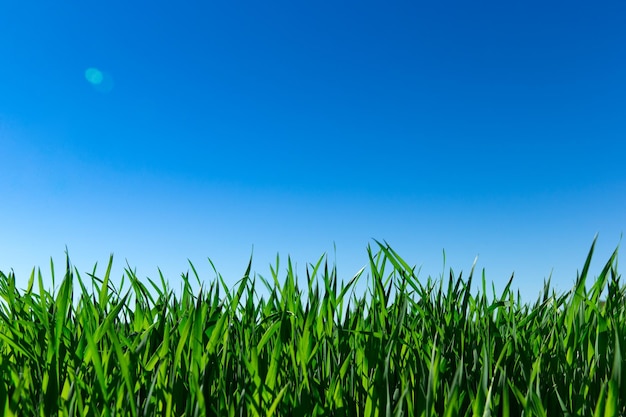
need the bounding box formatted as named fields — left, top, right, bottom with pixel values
left=1, top=0, right=624, bottom=302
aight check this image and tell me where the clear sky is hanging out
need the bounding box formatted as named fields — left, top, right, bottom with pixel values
left=1, top=1, right=624, bottom=303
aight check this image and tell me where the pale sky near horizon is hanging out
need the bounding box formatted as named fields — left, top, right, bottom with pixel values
left=1, top=1, right=625, bottom=303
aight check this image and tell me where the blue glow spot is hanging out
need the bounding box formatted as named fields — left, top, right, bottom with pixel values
left=85, top=68, right=104, bottom=85
left=85, top=67, right=114, bottom=93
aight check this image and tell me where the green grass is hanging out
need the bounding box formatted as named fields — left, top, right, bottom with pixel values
left=0, top=237, right=624, bottom=416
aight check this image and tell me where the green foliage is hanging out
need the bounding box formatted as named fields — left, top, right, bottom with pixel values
left=0, top=238, right=624, bottom=416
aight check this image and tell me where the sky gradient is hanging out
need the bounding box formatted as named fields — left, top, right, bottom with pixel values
left=1, top=1, right=625, bottom=302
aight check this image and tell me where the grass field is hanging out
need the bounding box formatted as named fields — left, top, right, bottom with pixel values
left=0, top=238, right=624, bottom=416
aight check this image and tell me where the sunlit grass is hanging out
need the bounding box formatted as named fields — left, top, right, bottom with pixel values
left=0, top=238, right=624, bottom=416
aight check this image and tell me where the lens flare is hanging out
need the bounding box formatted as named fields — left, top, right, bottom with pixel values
left=85, top=68, right=104, bottom=85
left=85, top=67, right=114, bottom=93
